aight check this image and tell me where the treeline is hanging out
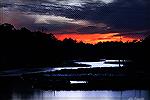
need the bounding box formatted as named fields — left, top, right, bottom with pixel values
left=0, top=23, right=150, bottom=69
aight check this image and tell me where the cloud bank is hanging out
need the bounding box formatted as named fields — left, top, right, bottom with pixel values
left=0, top=0, right=150, bottom=42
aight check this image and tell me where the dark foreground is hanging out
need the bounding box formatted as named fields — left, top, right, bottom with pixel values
left=0, top=66, right=150, bottom=100
left=0, top=67, right=150, bottom=90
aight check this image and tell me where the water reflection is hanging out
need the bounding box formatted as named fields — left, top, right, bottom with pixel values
left=52, top=59, right=128, bottom=72
left=10, top=89, right=150, bottom=100
left=0, top=59, right=128, bottom=76
left=75, top=59, right=126, bottom=67
left=70, top=81, right=87, bottom=84
left=0, top=84, right=149, bottom=100
left=1, top=86, right=147, bottom=100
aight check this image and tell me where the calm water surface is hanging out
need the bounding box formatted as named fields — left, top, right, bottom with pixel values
left=8, top=89, right=150, bottom=100
left=0, top=59, right=128, bottom=76
left=75, top=59, right=127, bottom=67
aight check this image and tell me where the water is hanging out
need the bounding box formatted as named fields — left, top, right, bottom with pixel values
left=0, top=59, right=149, bottom=100
left=75, top=59, right=126, bottom=68
left=70, top=81, right=87, bottom=84
left=2, top=88, right=149, bottom=100
left=0, top=59, right=128, bottom=76
left=47, top=59, right=126, bottom=73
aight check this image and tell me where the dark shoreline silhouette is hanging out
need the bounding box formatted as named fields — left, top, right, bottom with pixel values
left=0, top=23, right=149, bottom=68
left=0, top=23, right=150, bottom=90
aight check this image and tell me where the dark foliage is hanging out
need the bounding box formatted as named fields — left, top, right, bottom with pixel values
left=0, top=23, right=150, bottom=70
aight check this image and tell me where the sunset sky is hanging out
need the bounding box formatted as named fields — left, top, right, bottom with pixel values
left=0, top=0, right=150, bottom=44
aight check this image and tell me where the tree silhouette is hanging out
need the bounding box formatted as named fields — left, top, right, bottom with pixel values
left=0, top=23, right=15, bottom=32
left=0, top=23, right=149, bottom=71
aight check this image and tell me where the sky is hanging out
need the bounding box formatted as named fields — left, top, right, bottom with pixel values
left=0, top=0, right=150, bottom=44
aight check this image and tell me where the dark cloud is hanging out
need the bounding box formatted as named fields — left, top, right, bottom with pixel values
left=0, top=10, right=80, bottom=33
left=77, top=26, right=111, bottom=34
left=0, top=0, right=150, bottom=39
left=113, top=30, right=150, bottom=39
left=30, top=23, right=79, bottom=33
left=59, top=31, right=76, bottom=34
left=1, top=11, right=35, bottom=29
left=60, top=0, right=150, bottom=31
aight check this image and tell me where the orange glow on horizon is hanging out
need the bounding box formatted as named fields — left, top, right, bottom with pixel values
left=55, top=33, right=139, bottom=44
